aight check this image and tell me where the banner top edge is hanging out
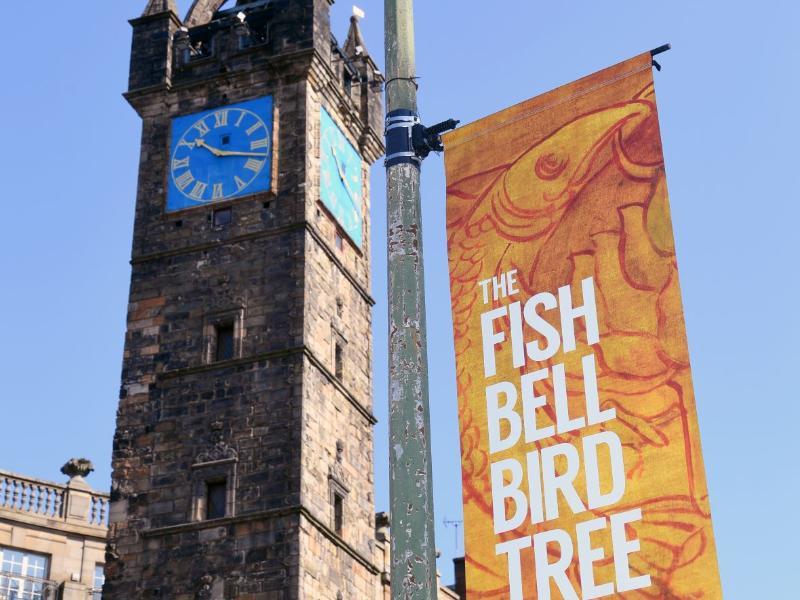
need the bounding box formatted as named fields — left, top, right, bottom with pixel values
left=442, top=51, right=653, bottom=151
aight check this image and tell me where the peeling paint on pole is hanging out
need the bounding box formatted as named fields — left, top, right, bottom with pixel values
left=385, top=1, right=438, bottom=598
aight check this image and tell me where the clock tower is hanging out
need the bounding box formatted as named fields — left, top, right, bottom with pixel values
left=107, top=0, right=384, bottom=597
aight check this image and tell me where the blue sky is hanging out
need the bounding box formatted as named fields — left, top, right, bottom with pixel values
left=0, top=0, right=798, bottom=594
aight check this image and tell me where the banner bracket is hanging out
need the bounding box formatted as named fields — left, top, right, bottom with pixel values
left=650, top=43, right=671, bottom=71
left=385, top=111, right=459, bottom=166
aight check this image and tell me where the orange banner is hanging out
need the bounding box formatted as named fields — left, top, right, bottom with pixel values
left=442, top=53, right=722, bottom=599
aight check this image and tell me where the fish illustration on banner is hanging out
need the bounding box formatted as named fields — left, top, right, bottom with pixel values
left=442, top=52, right=722, bottom=599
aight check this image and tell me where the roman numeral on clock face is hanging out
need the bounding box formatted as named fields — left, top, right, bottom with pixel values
left=193, top=119, right=211, bottom=136
left=250, top=138, right=269, bottom=151
left=234, top=176, right=247, bottom=191
left=214, top=110, right=229, bottom=128
left=246, top=121, right=263, bottom=136
left=212, top=183, right=225, bottom=199
left=244, top=158, right=265, bottom=173
left=172, top=157, right=190, bottom=170
left=189, top=181, right=208, bottom=200
left=175, top=170, right=195, bottom=191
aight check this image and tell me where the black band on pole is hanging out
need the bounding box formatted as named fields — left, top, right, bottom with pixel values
left=385, top=109, right=421, bottom=167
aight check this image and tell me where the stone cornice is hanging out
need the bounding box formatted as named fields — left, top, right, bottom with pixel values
left=126, top=47, right=316, bottom=101
left=304, top=222, right=374, bottom=305
left=156, top=345, right=378, bottom=426
left=124, top=48, right=317, bottom=115
left=142, top=504, right=380, bottom=575
left=0, top=510, right=107, bottom=542
left=130, top=221, right=375, bottom=307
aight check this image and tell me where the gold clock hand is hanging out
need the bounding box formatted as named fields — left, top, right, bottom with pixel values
left=194, top=138, right=223, bottom=156
left=218, top=150, right=268, bottom=158
left=330, top=147, right=359, bottom=206
left=341, top=176, right=358, bottom=204
left=195, top=139, right=267, bottom=158
left=330, top=147, right=347, bottom=180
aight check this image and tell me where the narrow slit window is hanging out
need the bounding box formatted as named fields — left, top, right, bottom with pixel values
left=343, top=71, right=353, bottom=95
left=333, top=492, right=344, bottom=535
left=215, top=323, right=235, bottom=362
left=335, top=231, right=343, bottom=251
left=334, top=341, right=343, bottom=381
left=206, top=480, right=227, bottom=520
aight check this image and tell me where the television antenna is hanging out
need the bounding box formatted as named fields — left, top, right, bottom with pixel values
left=442, top=518, right=463, bottom=554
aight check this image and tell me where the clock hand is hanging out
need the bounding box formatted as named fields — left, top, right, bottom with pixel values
left=340, top=176, right=358, bottom=205
left=194, top=138, right=223, bottom=157
left=195, top=139, right=268, bottom=158
left=330, top=147, right=360, bottom=207
left=218, top=149, right=269, bottom=158
left=330, top=147, right=348, bottom=181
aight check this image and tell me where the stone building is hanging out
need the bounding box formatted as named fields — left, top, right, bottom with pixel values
left=0, top=460, right=109, bottom=599
left=107, top=0, right=458, bottom=598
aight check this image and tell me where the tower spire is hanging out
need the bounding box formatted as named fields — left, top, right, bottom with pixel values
left=343, top=11, right=369, bottom=59
left=142, top=0, right=178, bottom=17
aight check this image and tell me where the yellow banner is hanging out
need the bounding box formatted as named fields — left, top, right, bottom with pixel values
left=442, top=53, right=722, bottom=599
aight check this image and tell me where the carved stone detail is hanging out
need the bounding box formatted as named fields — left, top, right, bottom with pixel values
left=60, top=458, right=95, bottom=479
left=328, top=440, right=349, bottom=492
left=195, top=441, right=238, bottom=464
left=196, top=574, right=214, bottom=599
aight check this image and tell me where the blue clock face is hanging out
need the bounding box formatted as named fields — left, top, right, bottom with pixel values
left=167, top=96, right=274, bottom=212
left=320, top=107, right=363, bottom=246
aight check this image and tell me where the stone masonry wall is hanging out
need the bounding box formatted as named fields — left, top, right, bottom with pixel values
left=108, top=1, right=386, bottom=597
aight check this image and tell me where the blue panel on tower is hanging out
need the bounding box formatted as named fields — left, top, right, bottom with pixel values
left=320, top=107, right=363, bottom=246
left=167, top=96, right=274, bottom=212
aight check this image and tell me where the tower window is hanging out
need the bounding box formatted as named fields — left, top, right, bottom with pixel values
left=191, top=454, right=238, bottom=523
left=334, top=341, right=344, bottom=381
left=213, top=207, right=232, bottom=227
left=332, top=328, right=347, bottom=382
left=335, top=232, right=343, bottom=251
left=215, top=323, right=235, bottom=362
left=206, top=480, right=227, bottom=520
left=343, top=71, right=353, bottom=95
left=204, top=309, right=244, bottom=365
left=333, top=492, right=344, bottom=535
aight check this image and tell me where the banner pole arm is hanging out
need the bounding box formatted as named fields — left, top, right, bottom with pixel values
left=651, top=43, right=672, bottom=56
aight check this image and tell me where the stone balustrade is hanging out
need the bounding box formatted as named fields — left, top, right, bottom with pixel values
left=0, top=470, right=109, bottom=528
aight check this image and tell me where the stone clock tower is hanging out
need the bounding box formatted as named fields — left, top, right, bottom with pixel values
left=107, top=0, right=385, bottom=597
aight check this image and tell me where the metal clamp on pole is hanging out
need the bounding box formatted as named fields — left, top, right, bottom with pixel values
left=412, top=118, right=460, bottom=160
left=385, top=112, right=460, bottom=167
left=385, top=109, right=421, bottom=167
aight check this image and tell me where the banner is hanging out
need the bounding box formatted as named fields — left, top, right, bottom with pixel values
left=442, top=53, right=722, bottom=599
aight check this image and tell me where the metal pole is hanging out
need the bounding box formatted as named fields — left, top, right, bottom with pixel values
left=384, top=1, right=438, bottom=598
